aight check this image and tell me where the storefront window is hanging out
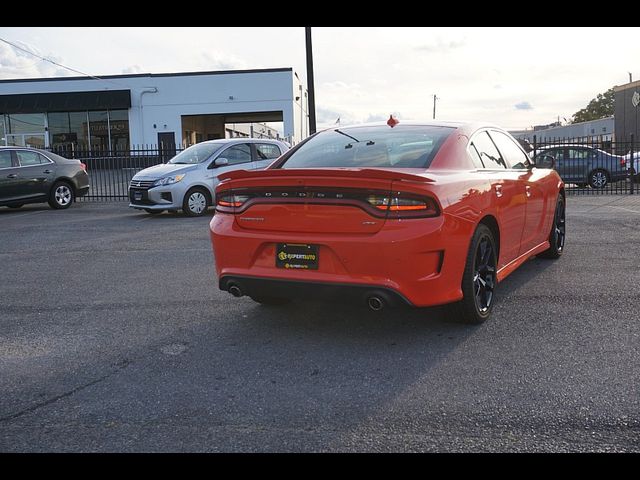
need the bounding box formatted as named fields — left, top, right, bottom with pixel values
left=5, top=110, right=129, bottom=152
left=47, top=111, right=90, bottom=154
left=5, top=113, right=45, bottom=134
left=108, top=110, right=129, bottom=152
left=88, top=110, right=109, bottom=151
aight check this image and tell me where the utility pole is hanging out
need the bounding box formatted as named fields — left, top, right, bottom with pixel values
left=629, top=72, right=633, bottom=83
left=432, top=94, right=439, bottom=120
left=305, top=27, right=317, bottom=135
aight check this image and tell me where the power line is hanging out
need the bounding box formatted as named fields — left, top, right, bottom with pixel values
left=0, top=37, right=131, bottom=88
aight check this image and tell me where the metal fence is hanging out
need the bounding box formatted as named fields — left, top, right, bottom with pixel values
left=49, top=137, right=640, bottom=202
left=49, top=145, right=184, bottom=202
left=530, top=135, right=638, bottom=195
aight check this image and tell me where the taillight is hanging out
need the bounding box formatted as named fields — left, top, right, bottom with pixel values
left=218, top=194, right=250, bottom=207
left=366, top=194, right=439, bottom=218
left=216, top=192, right=254, bottom=213
left=80, top=162, right=87, bottom=172
left=216, top=188, right=439, bottom=218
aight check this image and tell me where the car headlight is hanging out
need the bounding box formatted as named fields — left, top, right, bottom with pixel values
left=153, top=174, right=185, bottom=187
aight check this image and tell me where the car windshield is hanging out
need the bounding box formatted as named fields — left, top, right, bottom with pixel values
left=168, top=143, right=223, bottom=164
left=279, top=125, right=455, bottom=169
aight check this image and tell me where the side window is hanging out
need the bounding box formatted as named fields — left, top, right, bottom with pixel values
left=470, top=131, right=507, bottom=169
left=16, top=151, right=43, bottom=166
left=0, top=151, right=12, bottom=168
left=468, top=144, right=485, bottom=169
left=551, top=148, right=564, bottom=161
left=489, top=130, right=531, bottom=169
left=567, top=148, right=590, bottom=160
left=255, top=143, right=281, bottom=160
left=536, top=148, right=563, bottom=161
left=221, top=144, right=252, bottom=165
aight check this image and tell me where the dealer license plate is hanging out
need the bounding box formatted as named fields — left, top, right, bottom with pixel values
left=276, top=243, right=319, bottom=270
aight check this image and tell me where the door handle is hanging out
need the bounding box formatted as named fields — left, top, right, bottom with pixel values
left=525, top=185, right=531, bottom=198
left=494, top=184, right=503, bottom=198
left=7, top=174, right=17, bottom=179
left=43, top=169, right=52, bottom=174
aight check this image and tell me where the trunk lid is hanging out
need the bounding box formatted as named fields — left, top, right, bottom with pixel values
left=216, top=168, right=433, bottom=234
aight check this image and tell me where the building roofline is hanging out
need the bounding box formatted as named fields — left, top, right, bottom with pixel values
left=0, top=67, right=294, bottom=84
left=614, top=80, right=640, bottom=92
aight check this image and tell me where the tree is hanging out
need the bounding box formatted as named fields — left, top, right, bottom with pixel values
left=570, top=88, right=614, bottom=124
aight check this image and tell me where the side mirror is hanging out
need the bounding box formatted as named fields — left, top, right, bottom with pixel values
left=212, top=157, right=229, bottom=168
left=536, top=154, right=556, bottom=169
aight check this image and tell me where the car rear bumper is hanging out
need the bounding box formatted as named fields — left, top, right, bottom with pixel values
left=220, top=275, right=412, bottom=307
left=210, top=212, right=474, bottom=307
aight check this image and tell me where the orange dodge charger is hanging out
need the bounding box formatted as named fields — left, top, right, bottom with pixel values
left=209, top=121, right=565, bottom=324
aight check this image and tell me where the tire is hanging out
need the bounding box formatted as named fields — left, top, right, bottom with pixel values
left=588, top=169, right=609, bottom=189
left=182, top=188, right=210, bottom=217
left=250, top=296, right=291, bottom=306
left=539, top=194, right=565, bottom=259
left=48, top=181, right=74, bottom=209
left=144, top=209, right=164, bottom=214
left=449, top=224, right=497, bottom=325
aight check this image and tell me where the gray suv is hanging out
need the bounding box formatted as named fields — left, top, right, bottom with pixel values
left=129, top=138, right=289, bottom=216
left=533, top=145, right=628, bottom=188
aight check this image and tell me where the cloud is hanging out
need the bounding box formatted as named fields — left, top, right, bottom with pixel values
left=316, top=106, right=357, bottom=126
left=515, top=101, right=533, bottom=110
left=122, top=64, right=144, bottom=74
left=0, top=40, right=69, bottom=79
left=414, top=38, right=466, bottom=53
left=200, top=51, right=249, bottom=70
left=365, top=113, right=390, bottom=123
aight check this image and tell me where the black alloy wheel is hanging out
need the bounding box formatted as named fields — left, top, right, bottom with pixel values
left=540, top=194, right=565, bottom=259
left=472, top=234, right=497, bottom=316
left=450, top=224, right=497, bottom=324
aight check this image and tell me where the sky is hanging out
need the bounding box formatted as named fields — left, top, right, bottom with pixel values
left=0, top=26, right=638, bottom=131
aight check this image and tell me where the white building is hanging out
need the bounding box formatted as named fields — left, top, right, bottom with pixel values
left=0, top=67, right=309, bottom=152
left=510, top=116, right=614, bottom=143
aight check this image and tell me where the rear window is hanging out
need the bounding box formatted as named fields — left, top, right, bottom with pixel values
left=279, top=125, right=454, bottom=169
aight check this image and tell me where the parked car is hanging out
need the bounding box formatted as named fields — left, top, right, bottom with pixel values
left=624, top=151, right=640, bottom=180
left=209, top=121, right=565, bottom=324
left=129, top=138, right=290, bottom=216
left=532, top=144, right=627, bottom=188
left=0, top=146, right=89, bottom=209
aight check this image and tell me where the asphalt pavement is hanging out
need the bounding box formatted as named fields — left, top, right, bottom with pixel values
left=1, top=195, right=639, bottom=452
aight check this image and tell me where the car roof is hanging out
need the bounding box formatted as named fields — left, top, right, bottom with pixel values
left=314, top=120, right=511, bottom=138
left=194, top=138, right=287, bottom=146
left=537, top=144, right=599, bottom=149
left=0, top=145, right=42, bottom=150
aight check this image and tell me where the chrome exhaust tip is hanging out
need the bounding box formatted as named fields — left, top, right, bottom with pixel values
left=367, top=295, right=385, bottom=312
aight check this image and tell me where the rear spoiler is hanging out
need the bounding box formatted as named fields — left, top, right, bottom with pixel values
left=217, top=168, right=434, bottom=183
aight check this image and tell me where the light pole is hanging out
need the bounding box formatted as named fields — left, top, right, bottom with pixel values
left=432, top=94, right=439, bottom=120
left=305, top=27, right=317, bottom=135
